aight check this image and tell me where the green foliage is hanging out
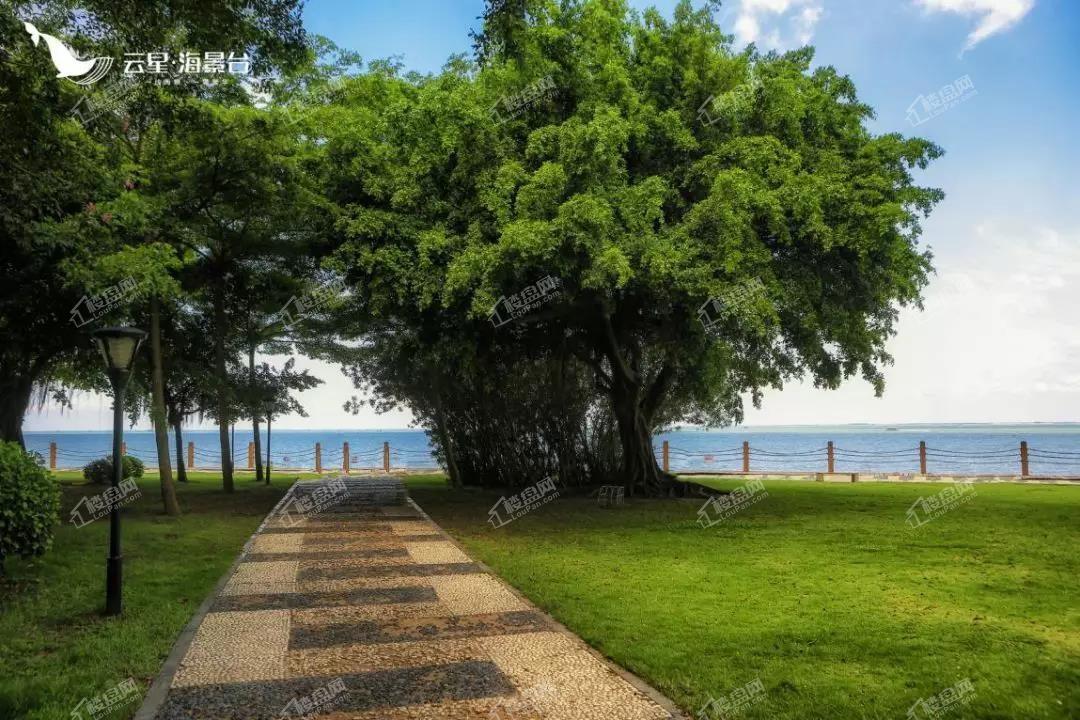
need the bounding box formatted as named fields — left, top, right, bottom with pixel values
left=2, top=0, right=945, bottom=495
left=81, top=454, right=145, bottom=485
left=0, top=0, right=310, bottom=446
left=319, top=0, right=943, bottom=491
left=0, top=442, right=61, bottom=572
left=0, top=10, right=117, bottom=443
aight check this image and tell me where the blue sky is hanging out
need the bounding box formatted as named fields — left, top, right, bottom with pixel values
left=28, top=0, right=1080, bottom=430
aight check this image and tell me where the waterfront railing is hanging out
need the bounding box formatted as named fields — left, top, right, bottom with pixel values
left=39, top=438, right=1080, bottom=479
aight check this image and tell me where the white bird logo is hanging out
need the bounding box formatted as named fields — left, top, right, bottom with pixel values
left=24, top=22, right=113, bottom=85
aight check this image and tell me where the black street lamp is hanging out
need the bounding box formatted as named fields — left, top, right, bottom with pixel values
left=91, top=326, right=146, bottom=616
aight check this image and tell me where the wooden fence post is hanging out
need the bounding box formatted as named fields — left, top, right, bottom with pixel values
left=1020, top=441, right=1029, bottom=477
left=827, top=441, right=834, bottom=474
left=49, top=442, right=57, bottom=470
left=343, top=442, right=350, bottom=474
left=247, top=442, right=255, bottom=470
left=187, top=441, right=194, bottom=469
left=315, top=443, right=322, bottom=474
left=919, top=441, right=927, bottom=475
left=662, top=440, right=670, bottom=473
left=383, top=442, right=390, bottom=472
left=742, top=441, right=750, bottom=473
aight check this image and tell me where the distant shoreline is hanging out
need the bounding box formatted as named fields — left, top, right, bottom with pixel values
left=23, top=422, right=1080, bottom=435
left=26, top=424, right=1080, bottom=474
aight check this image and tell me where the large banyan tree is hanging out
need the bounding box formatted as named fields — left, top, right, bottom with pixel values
left=317, top=0, right=943, bottom=495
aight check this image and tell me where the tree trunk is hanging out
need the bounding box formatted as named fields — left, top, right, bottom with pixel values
left=610, top=381, right=671, bottom=496
left=252, top=417, right=264, bottom=481
left=434, top=399, right=462, bottom=488
left=213, top=281, right=234, bottom=492
left=150, top=297, right=181, bottom=516
left=249, top=345, right=264, bottom=482
left=0, top=373, right=33, bottom=449
left=265, top=415, right=272, bottom=485
left=599, top=311, right=676, bottom=497
left=172, top=415, right=188, bottom=483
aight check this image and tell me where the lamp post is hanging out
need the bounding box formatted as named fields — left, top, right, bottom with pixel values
left=91, top=326, right=147, bottom=616
left=265, top=403, right=272, bottom=486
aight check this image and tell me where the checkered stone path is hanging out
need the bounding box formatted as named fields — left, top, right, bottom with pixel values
left=151, top=476, right=678, bottom=720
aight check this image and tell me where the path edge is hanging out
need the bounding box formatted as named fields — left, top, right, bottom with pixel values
left=132, top=483, right=298, bottom=720
left=404, top=495, right=690, bottom=720
left=133, top=481, right=688, bottom=720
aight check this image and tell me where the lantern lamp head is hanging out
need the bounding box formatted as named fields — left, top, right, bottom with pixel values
left=91, top=326, right=147, bottom=378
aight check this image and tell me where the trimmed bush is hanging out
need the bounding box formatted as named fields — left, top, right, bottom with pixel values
left=82, top=455, right=145, bottom=485
left=0, top=441, right=61, bottom=573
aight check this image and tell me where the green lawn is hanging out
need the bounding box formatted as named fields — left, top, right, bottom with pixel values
left=5, top=471, right=1076, bottom=719
left=0, top=470, right=315, bottom=720
left=406, top=475, right=1080, bottom=720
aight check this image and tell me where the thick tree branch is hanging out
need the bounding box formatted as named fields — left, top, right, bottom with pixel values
left=599, top=307, right=635, bottom=386
left=642, top=360, right=676, bottom=425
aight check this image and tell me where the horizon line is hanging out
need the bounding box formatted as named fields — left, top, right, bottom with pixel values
left=22, top=420, right=1080, bottom=434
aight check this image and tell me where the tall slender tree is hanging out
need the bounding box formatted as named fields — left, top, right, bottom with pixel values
left=149, top=103, right=318, bottom=490
left=243, top=359, right=322, bottom=485
left=0, top=0, right=309, bottom=446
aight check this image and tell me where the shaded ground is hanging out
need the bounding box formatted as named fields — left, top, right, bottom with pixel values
left=0, top=471, right=311, bottom=720
left=407, top=475, right=1080, bottom=719
left=4, top=471, right=1077, bottom=719
left=151, top=477, right=677, bottom=719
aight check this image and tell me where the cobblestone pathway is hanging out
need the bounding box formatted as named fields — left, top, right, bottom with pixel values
left=148, top=477, right=680, bottom=720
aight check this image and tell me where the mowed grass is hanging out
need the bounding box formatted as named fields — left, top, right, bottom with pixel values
left=406, top=476, right=1080, bottom=719
left=0, top=470, right=316, bottom=720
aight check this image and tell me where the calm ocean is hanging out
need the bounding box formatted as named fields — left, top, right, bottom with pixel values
left=23, top=424, right=1080, bottom=476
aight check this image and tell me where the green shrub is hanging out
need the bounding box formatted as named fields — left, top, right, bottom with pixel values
left=82, top=455, right=145, bottom=484
left=0, top=441, right=61, bottom=573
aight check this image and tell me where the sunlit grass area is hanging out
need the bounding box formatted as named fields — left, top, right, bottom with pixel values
left=0, top=470, right=316, bottom=720
left=5, top=470, right=1076, bottom=719
left=406, top=475, right=1080, bottom=719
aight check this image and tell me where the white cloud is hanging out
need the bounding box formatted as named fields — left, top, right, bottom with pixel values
left=742, top=222, right=1080, bottom=424
left=914, top=0, right=1035, bottom=51
left=733, top=0, right=825, bottom=50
